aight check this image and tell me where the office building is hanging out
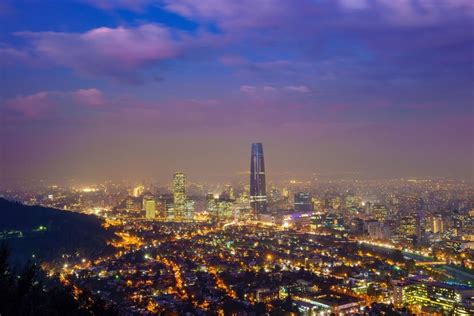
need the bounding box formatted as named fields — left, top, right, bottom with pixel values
left=250, top=142, right=267, bottom=217
left=393, top=277, right=474, bottom=315
left=294, top=192, right=313, bottom=212
left=143, top=197, right=156, bottom=219
left=173, top=172, right=186, bottom=220
left=432, top=215, right=444, bottom=234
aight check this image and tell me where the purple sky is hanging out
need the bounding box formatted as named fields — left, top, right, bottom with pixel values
left=1, top=0, right=473, bottom=184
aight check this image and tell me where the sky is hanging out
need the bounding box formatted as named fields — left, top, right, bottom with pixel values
left=0, top=0, right=473, bottom=184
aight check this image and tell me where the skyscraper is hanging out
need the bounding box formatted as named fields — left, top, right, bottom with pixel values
left=250, top=143, right=267, bottom=217
left=173, top=172, right=186, bottom=220
left=143, top=197, right=156, bottom=219
left=294, top=192, right=313, bottom=212
left=431, top=215, right=444, bottom=234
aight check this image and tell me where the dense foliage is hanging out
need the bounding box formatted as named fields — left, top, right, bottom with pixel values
left=0, top=244, right=118, bottom=316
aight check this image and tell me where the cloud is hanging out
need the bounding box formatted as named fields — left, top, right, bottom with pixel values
left=263, top=86, right=276, bottom=93
left=3, top=91, right=57, bottom=119
left=78, top=0, right=474, bottom=47
left=0, top=46, right=34, bottom=66
left=239, top=85, right=281, bottom=96
left=334, top=0, right=474, bottom=28
left=81, top=0, right=154, bottom=11
left=7, top=0, right=472, bottom=88
left=15, top=24, right=184, bottom=83
left=162, top=0, right=293, bottom=30
left=161, top=0, right=474, bottom=31
left=284, top=85, right=310, bottom=93
left=239, top=85, right=257, bottom=95
left=80, top=0, right=474, bottom=29
left=239, top=84, right=313, bottom=103
left=72, top=89, right=107, bottom=107
left=3, top=88, right=109, bottom=120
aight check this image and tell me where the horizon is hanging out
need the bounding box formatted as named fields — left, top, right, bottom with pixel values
left=1, top=140, right=473, bottom=187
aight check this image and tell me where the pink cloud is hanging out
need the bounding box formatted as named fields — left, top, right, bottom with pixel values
left=263, top=86, right=276, bottom=93
left=73, top=88, right=107, bottom=107
left=339, top=0, right=474, bottom=26
left=4, top=91, right=57, bottom=119
left=163, top=0, right=292, bottom=30
left=284, top=85, right=311, bottom=93
left=240, top=85, right=257, bottom=95
left=81, top=0, right=474, bottom=31
left=239, top=85, right=281, bottom=98
left=3, top=88, right=109, bottom=120
left=162, top=0, right=474, bottom=31
left=240, top=85, right=313, bottom=96
left=16, top=24, right=183, bottom=82
left=0, top=47, right=34, bottom=66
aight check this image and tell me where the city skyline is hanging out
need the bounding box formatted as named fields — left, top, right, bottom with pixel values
left=1, top=160, right=473, bottom=315
left=1, top=0, right=473, bottom=185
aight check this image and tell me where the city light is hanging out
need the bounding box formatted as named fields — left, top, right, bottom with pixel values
left=1, top=1, right=473, bottom=314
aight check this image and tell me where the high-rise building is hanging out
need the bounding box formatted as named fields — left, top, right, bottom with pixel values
left=350, top=218, right=365, bottom=234
left=206, top=193, right=218, bottom=217
left=451, top=212, right=463, bottom=238
left=158, top=194, right=174, bottom=220
left=250, top=143, right=267, bottom=217
left=125, top=196, right=138, bottom=213
left=372, top=203, right=388, bottom=221
left=173, top=172, right=187, bottom=220
left=143, top=197, right=156, bottom=219
left=432, top=215, right=444, bottom=234
left=223, top=185, right=235, bottom=200
left=345, top=194, right=361, bottom=211
left=218, top=200, right=234, bottom=219
left=397, top=215, right=418, bottom=246
left=294, top=192, right=313, bottom=212
left=365, top=219, right=392, bottom=240
left=185, top=200, right=195, bottom=220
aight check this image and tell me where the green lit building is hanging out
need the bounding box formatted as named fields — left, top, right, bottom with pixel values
left=393, top=277, right=474, bottom=315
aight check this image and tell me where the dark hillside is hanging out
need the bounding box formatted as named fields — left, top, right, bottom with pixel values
left=0, top=198, right=114, bottom=264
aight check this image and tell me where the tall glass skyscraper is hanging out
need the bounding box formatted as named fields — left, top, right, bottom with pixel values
left=250, top=143, right=267, bottom=217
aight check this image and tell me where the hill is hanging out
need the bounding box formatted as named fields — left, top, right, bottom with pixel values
left=0, top=198, right=114, bottom=264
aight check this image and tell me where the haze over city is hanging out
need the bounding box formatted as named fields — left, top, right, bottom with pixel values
left=1, top=0, right=473, bottom=184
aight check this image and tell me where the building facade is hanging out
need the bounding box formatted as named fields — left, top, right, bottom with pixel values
left=173, top=172, right=187, bottom=220
left=143, top=197, right=156, bottom=219
left=250, top=143, right=267, bottom=217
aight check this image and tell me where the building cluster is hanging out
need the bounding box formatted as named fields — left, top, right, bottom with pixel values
left=1, top=143, right=473, bottom=315
left=393, top=277, right=474, bottom=315
left=61, top=221, right=474, bottom=315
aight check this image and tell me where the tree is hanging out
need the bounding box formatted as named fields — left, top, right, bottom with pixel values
left=0, top=243, right=118, bottom=316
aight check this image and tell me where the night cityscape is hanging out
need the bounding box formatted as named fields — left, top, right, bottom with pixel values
left=1, top=1, right=473, bottom=316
